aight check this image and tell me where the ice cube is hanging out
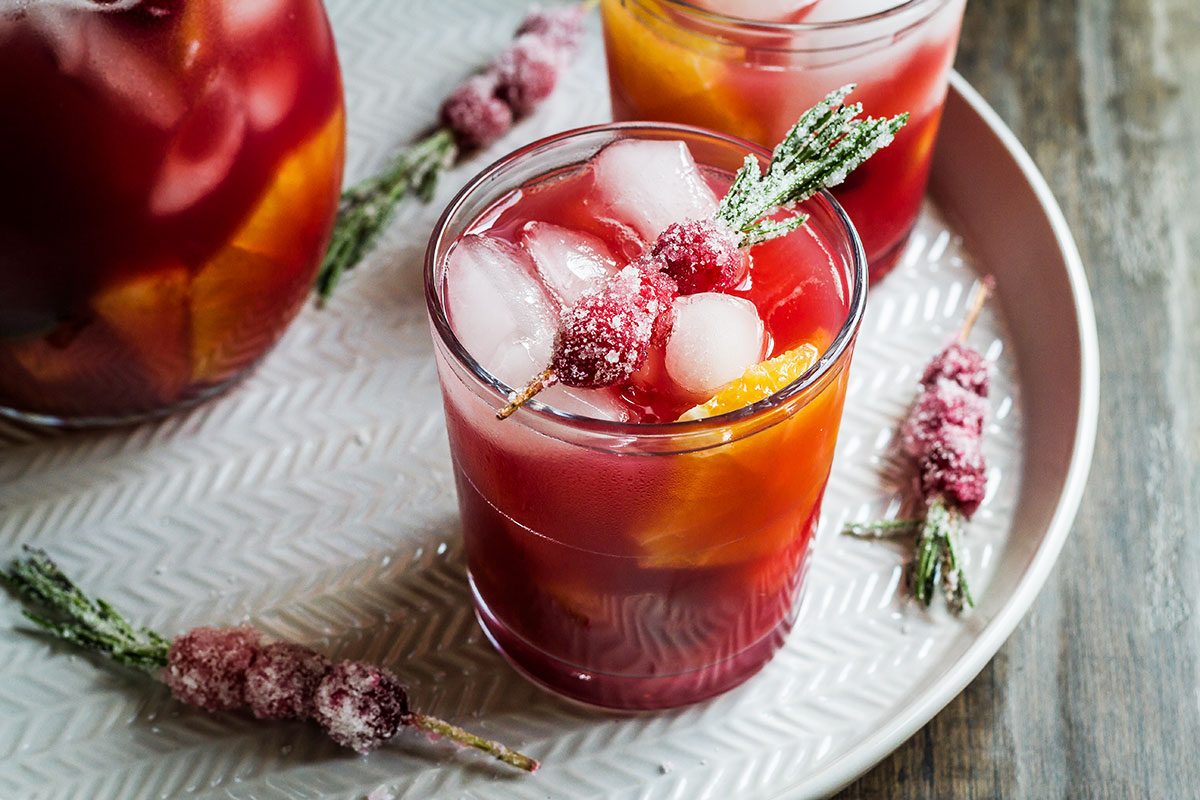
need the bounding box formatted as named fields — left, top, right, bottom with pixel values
left=244, top=57, right=300, bottom=131
left=802, top=0, right=907, bottom=22
left=691, top=0, right=820, bottom=22
left=540, top=385, right=632, bottom=422
left=445, top=234, right=557, bottom=388
left=519, top=222, right=619, bottom=307
left=30, top=7, right=186, bottom=129
left=223, top=0, right=289, bottom=37
left=150, top=76, right=247, bottom=216
left=665, top=293, right=765, bottom=400
left=587, top=140, right=719, bottom=244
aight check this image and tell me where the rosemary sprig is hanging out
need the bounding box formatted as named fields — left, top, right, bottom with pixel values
left=844, top=498, right=972, bottom=611
left=715, top=84, right=908, bottom=248
left=2, top=546, right=170, bottom=673
left=316, top=128, right=457, bottom=302
left=910, top=497, right=972, bottom=610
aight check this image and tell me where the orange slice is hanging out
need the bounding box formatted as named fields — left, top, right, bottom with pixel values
left=189, top=106, right=345, bottom=384
left=601, top=0, right=762, bottom=141
left=92, top=266, right=191, bottom=403
left=231, top=105, right=345, bottom=266
left=679, top=343, right=820, bottom=421
left=633, top=341, right=846, bottom=569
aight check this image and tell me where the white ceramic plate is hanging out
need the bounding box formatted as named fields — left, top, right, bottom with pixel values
left=0, top=2, right=1097, bottom=798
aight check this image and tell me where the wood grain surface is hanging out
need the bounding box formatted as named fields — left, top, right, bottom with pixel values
left=837, top=0, right=1200, bottom=796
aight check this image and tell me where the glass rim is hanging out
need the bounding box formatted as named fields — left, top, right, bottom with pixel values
left=652, top=0, right=952, bottom=31
left=423, top=121, right=868, bottom=439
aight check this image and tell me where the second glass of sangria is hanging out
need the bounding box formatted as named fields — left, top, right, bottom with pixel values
left=601, top=0, right=966, bottom=280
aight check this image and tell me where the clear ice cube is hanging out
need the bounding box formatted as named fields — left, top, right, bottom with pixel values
left=445, top=234, right=557, bottom=389
left=665, top=293, right=765, bottom=400
left=519, top=221, right=619, bottom=307
left=587, top=140, right=719, bottom=244
left=150, top=76, right=247, bottom=215
left=541, top=385, right=632, bottom=422
left=802, top=0, right=907, bottom=22
left=692, top=0, right=820, bottom=21
left=31, top=7, right=186, bottom=130
left=244, top=57, right=301, bottom=131
left=223, top=0, right=290, bottom=37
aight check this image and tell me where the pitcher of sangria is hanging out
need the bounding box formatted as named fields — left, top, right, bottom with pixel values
left=0, top=0, right=344, bottom=425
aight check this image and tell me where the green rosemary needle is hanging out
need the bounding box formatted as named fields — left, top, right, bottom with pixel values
left=315, top=128, right=457, bottom=303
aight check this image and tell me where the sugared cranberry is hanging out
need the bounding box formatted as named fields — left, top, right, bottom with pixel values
left=244, top=642, right=331, bottom=720
left=163, top=626, right=260, bottom=712
left=552, top=263, right=677, bottom=388
left=901, top=378, right=987, bottom=460
left=516, top=5, right=586, bottom=51
left=495, top=35, right=559, bottom=116
left=921, top=342, right=990, bottom=397
left=650, top=219, right=744, bottom=294
left=313, top=661, right=410, bottom=753
left=441, top=72, right=513, bottom=149
left=919, top=427, right=987, bottom=517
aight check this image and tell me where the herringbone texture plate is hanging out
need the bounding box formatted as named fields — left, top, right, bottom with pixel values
left=0, top=2, right=1023, bottom=798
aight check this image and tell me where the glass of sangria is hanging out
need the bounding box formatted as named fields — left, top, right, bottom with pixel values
left=425, top=123, right=867, bottom=709
left=600, top=0, right=966, bottom=280
left=0, top=0, right=345, bottom=425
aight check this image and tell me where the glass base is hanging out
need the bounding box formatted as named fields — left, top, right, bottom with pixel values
left=0, top=372, right=245, bottom=430
left=470, top=573, right=793, bottom=711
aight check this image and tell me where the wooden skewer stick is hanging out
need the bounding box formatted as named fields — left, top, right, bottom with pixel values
left=496, top=367, right=556, bottom=420
left=958, top=276, right=995, bottom=343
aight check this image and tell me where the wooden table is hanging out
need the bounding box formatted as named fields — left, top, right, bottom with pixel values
left=838, top=0, right=1200, bottom=795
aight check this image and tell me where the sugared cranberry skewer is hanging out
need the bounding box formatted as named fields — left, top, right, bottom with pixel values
left=497, top=259, right=677, bottom=419
left=845, top=278, right=995, bottom=613
left=4, top=550, right=539, bottom=772
left=496, top=85, right=909, bottom=418
left=318, top=2, right=591, bottom=301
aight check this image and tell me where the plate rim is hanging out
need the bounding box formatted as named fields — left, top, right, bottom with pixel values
left=773, top=71, right=1101, bottom=799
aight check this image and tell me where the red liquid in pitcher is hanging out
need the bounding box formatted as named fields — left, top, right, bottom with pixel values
left=0, top=0, right=344, bottom=421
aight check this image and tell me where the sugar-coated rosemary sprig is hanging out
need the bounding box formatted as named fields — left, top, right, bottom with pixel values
left=715, top=84, right=908, bottom=248
left=843, top=279, right=995, bottom=614
left=3, top=546, right=170, bottom=672
left=314, top=2, right=592, bottom=302
left=3, top=547, right=538, bottom=773
left=910, top=497, right=973, bottom=611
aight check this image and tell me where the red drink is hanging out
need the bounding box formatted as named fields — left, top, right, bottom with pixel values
left=426, top=125, right=866, bottom=709
left=0, top=0, right=344, bottom=424
left=601, top=0, right=966, bottom=280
